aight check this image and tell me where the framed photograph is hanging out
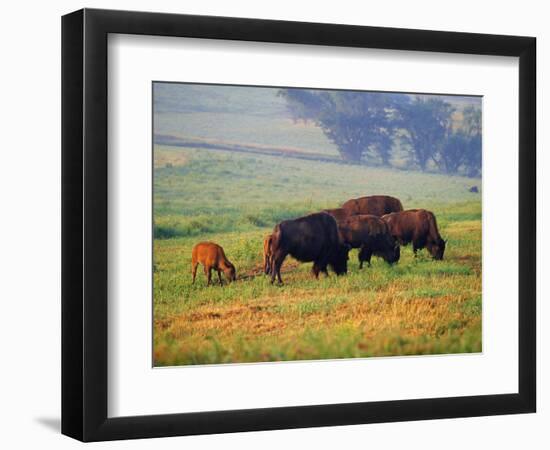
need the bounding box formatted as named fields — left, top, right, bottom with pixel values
left=62, top=8, right=536, bottom=441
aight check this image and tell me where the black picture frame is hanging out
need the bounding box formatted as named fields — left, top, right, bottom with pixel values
left=62, top=8, right=536, bottom=442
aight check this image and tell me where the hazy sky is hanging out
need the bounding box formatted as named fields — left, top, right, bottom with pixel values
left=153, top=82, right=481, bottom=116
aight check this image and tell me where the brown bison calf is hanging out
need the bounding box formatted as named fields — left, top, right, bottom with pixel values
left=191, top=242, right=236, bottom=286
left=338, top=214, right=400, bottom=268
left=341, top=195, right=404, bottom=217
left=382, top=209, right=446, bottom=260
left=263, top=234, right=273, bottom=275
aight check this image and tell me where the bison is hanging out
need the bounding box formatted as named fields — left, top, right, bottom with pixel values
left=269, top=212, right=350, bottom=284
left=323, top=207, right=354, bottom=224
left=341, top=195, right=404, bottom=216
left=262, top=234, right=273, bottom=275
left=338, top=214, right=400, bottom=268
left=191, top=242, right=236, bottom=286
left=382, top=209, right=446, bottom=260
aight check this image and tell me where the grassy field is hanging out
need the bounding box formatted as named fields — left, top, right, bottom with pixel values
left=153, top=145, right=482, bottom=366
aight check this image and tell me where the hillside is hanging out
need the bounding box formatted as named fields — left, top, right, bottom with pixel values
left=153, top=82, right=482, bottom=165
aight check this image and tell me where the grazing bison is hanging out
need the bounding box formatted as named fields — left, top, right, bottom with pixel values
left=191, top=242, right=236, bottom=286
left=323, top=207, right=354, bottom=224
left=382, top=209, right=446, bottom=260
left=338, top=215, right=400, bottom=268
left=341, top=195, right=404, bottom=216
left=269, top=212, right=350, bottom=284
left=262, top=234, right=273, bottom=275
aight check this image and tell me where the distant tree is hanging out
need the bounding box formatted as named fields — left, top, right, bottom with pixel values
left=400, top=97, right=455, bottom=171
left=462, top=105, right=482, bottom=137
left=464, top=134, right=482, bottom=177
left=461, top=106, right=482, bottom=177
left=435, top=105, right=482, bottom=175
left=439, top=130, right=470, bottom=174
left=279, top=89, right=481, bottom=175
left=279, top=89, right=407, bottom=164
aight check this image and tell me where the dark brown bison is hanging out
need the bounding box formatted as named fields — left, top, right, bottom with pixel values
left=269, top=212, right=350, bottom=284
left=341, top=195, right=404, bottom=216
left=323, top=207, right=354, bottom=224
left=382, top=209, right=446, bottom=260
left=262, top=234, right=273, bottom=275
left=338, top=215, right=400, bottom=268
left=191, top=242, right=236, bottom=285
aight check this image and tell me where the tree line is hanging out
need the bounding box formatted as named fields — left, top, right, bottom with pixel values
left=278, top=89, right=481, bottom=177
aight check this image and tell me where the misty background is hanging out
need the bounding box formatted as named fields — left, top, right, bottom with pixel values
left=153, top=83, right=482, bottom=177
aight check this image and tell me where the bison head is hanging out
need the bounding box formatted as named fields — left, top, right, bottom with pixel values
left=224, top=263, right=237, bottom=282
left=428, top=238, right=446, bottom=260
left=371, top=238, right=400, bottom=265
left=329, top=244, right=350, bottom=275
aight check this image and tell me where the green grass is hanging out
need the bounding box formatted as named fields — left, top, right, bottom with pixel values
left=153, top=145, right=481, bottom=239
left=153, top=144, right=482, bottom=366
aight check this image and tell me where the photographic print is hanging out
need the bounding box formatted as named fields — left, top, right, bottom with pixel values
left=152, top=82, right=482, bottom=367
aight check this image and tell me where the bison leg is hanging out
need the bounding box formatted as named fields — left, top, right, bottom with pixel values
left=312, top=262, right=324, bottom=279
left=413, top=236, right=427, bottom=257
left=312, top=264, right=319, bottom=279
left=192, top=263, right=198, bottom=284
left=359, top=247, right=372, bottom=269
left=275, top=260, right=284, bottom=284
left=313, top=255, right=330, bottom=278
left=270, top=260, right=277, bottom=284
left=270, top=252, right=286, bottom=284
left=217, top=270, right=223, bottom=286
left=277, top=268, right=283, bottom=284
left=205, top=267, right=212, bottom=286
